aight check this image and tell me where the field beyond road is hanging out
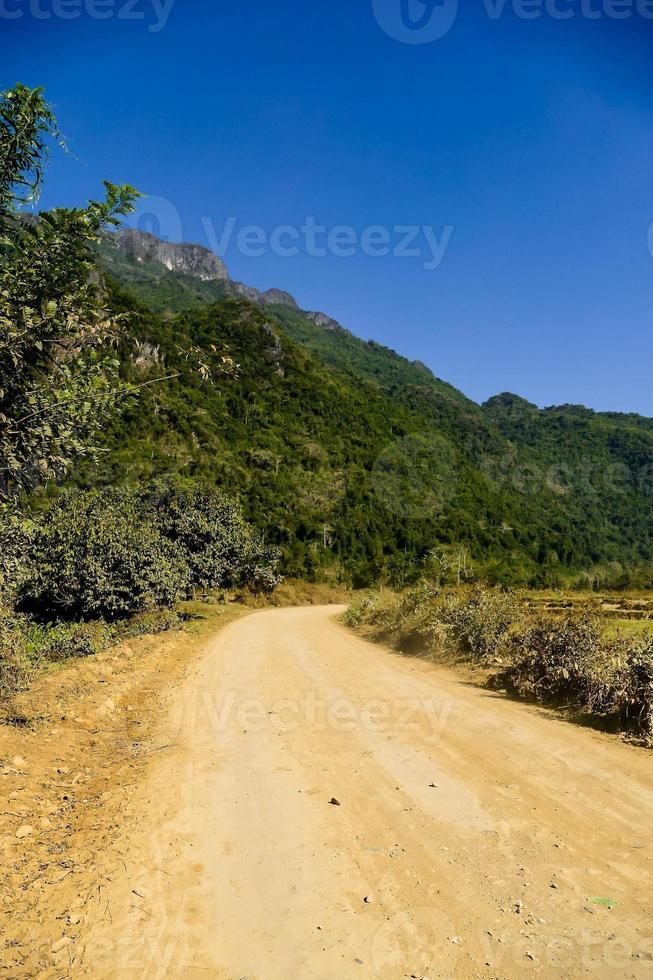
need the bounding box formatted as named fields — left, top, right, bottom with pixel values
left=3, top=606, right=653, bottom=978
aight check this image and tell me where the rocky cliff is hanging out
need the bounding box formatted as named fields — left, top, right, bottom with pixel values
left=113, top=229, right=229, bottom=282
left=109, top=229, right=300, bottom=308
left=304, top=311, right=345, bottom=332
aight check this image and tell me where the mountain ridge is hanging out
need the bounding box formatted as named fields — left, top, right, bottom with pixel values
left=105, top=228, right=304, bottom=310
left=78, top=274, right=653, bottom=588
left=97, top=227, right=469, bottom=407
left=100, top=228, right=652, bottom=425
left=90, top=227, right=653, bottom=589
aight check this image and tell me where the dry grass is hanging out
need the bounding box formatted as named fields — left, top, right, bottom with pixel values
left=345, top=585, right=653, bottom=742
left=240, top=578, right=351, bottom=608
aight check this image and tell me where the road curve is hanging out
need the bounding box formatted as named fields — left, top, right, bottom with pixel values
left=80, top=606, right=653, bottom=979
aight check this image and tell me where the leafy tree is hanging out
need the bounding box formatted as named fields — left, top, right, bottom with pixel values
left=0, top=84, right=139, bottom=499
left=20, top=480, right=281, bottom=620
left=143, top=477, right=281, bottom=593
left=21, top=487, right=190, bottom=619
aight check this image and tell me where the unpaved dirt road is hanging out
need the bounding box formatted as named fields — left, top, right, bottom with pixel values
left=78, top=606, right=653, bottom=979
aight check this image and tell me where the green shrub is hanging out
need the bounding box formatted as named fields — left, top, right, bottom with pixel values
left=344, top=582, right=521, bottom=658
left=0, top=654, right=26, bottom=700
left=119, top=607, right=181, bottom=638
left=342, top=590, right=401, bottom=631
left=343, top=591, right=384, bottom=628
left=0, top=509, right=33, bottom=608
left=0, top=606, right=28, bottom=698
left=38, top=621, right=109, bottom=662
left=437, top=586, right=522, bottom=658
left=389, top=582, right=452, bottom=650
left=33, top=609, right=182, bottom=662
left=241, top=548, right=283, bottom=593
left=143, top=478, right=281, bottom=593
left=22, top=488, right=190, bottom=620
left=18, top=478, right=281, bottom=625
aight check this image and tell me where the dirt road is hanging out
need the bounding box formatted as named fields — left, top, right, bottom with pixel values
left=77, top=606, right=653, bottom=979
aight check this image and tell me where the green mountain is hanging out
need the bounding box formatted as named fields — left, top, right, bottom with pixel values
left=97, top=229, right=470, bottom=403
left=92, top=231, right=653, bottom=588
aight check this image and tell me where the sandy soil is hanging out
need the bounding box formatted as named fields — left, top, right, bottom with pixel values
left=0, top=605, right=244, bottom=978
left=3, top=606, right=653, bottom=978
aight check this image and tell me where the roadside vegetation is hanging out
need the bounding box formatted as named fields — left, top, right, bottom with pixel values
left=345, top=584, right=653, bottom=741
left=1, top=481, right=280, bottom=708
left=0, top=85, right=279, bottom=710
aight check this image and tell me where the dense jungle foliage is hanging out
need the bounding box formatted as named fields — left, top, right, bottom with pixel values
left=75, top=267, right=653, bottom=590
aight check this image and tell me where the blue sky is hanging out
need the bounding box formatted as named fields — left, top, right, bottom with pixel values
left=4, top=0, right=653, bottom=413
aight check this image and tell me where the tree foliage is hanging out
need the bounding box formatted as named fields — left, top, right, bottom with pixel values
left=144, top=477, right=282, bottom=593
left=21, top=481, right=281, bottom=620
left=0, top=84, right=274, bottom=705
left=22, top=487, right=189, bottom=619
left=0, top=83, right=139, bottom=498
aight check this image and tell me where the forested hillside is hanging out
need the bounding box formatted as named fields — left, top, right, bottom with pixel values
left=83, top=246, right=653, bottom=587
left=97, top=230, right=475, bottom=404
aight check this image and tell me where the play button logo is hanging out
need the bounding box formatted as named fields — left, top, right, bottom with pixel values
left=372, top=0, right=458, bottom=43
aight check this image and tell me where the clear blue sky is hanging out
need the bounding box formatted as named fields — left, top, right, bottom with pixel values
left=4, top=1, right=653, bottom=413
